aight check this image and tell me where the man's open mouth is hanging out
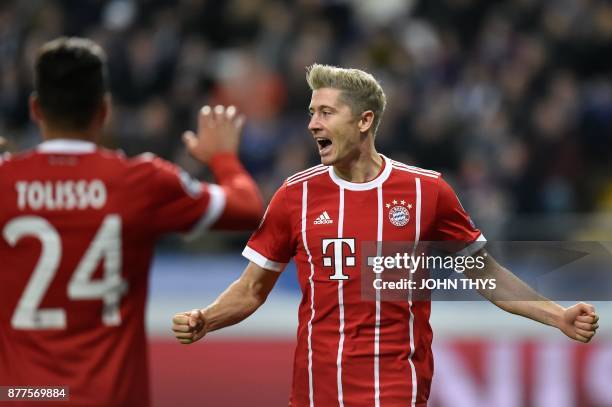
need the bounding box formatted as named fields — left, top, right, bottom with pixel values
left=316, top=137, right=332, bottom=149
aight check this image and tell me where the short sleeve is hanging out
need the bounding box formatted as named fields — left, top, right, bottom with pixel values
left=242, top=183, right=294, bottom=272
left=431, top=177, right=486, bottom=255
left=146, top=156, right=225, bottom=236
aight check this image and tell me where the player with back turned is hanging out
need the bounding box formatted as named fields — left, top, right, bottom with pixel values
left=173, top=64, right=600, bottom=407
left=0, top=37, right=264, bottom=406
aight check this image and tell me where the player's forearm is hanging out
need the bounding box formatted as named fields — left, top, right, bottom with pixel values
left=201, top=261, right=281, bottom=333
left=467, top=251, right=565, bottom=328
left=496, top=299, right=565, bottom=328
left=208, top=153, right=264, bottom=229
left=201, top=278, right=265, bottom=333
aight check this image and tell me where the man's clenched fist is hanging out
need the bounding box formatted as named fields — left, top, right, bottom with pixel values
left=172, top=309, right=207, bottom=344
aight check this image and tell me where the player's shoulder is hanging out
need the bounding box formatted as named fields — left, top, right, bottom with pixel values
left=124, top=152, right=177, bottom=174
left=123, top=152, right=197, bottom=193
left=0, top=151, right=13, bottom=166
left=284, top=163, right=329, bottom=189
left=0, top=149, right=38, bottom=169
left=388, top=158, right=441, bottom=183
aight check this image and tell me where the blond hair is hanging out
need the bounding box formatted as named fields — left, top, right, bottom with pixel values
left=306, top=63, right=387, bottom=136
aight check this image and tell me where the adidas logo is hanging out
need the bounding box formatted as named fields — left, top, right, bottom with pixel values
left=314, top=211, right=334, bottom=225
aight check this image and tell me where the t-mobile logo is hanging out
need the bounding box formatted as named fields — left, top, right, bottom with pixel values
left=322, top=238, right=356, bottom=280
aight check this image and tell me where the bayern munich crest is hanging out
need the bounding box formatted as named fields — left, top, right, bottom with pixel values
left=386, top=200, right=412, bottom=227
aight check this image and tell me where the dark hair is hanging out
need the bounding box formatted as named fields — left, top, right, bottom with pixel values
left=35, top=37, right=108, bottom=130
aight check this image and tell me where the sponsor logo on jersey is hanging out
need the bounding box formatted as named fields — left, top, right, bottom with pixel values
left=314, top=211, right=333, bottom=225
left=322, top=238, right=355, bottom=280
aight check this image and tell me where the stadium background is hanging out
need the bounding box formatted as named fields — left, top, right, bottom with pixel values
left=1, top=0, right=611, bottom=406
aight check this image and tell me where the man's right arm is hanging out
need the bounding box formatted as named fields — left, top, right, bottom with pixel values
left=183, top=105, right=263, bottom=231
left=172, top=261, right=281, bottom=344
left=173, top=170, right=294, bottom=344
left=148, top=105, right=263, bottom=236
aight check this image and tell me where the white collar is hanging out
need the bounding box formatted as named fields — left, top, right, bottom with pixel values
left=328, top=154, right=392, bottom=191
left=37, top=139, right=97, bottom=154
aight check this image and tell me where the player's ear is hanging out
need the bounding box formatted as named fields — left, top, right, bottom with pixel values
left=96, top=93, right=112, bottom=126
left=358, top=110, right=374, bottom=134
left=29, top=93, right=43, bottom=125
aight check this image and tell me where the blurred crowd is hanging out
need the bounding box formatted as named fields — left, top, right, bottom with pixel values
left=1, top=0, right=611, bottom=241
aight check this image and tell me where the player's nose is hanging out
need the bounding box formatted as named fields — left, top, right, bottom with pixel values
left=308, top=115, right=322, bottom=134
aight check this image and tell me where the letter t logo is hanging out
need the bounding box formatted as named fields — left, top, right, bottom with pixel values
left=322, top=238, right=356, bottom=280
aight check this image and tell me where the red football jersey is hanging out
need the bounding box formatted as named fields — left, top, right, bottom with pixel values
left=0, top=139, right=232, bottom=406
left=243, top=155, right=485, bottom=407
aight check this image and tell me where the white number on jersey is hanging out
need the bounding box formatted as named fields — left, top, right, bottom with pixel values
left=3, top=215, right=127, bottom=329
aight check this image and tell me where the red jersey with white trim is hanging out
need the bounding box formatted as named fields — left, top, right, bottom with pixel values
left=243, top=155, right=485, bottom=407
left=0, top=139, right=237, bottom=406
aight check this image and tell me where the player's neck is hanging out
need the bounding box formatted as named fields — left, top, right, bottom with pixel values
left=41, top=126, right=99, bottom=144
left=333, top=149, right=383, bottom=184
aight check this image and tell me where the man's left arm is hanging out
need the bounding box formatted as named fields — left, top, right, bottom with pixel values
left=465, top=249, right=600, bottom=343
